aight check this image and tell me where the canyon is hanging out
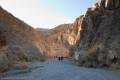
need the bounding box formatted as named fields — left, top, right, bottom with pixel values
left=0, top=0, right=120, bottom=75
left=37, top=18, right=82, bottom=58
left=0, top=5, right=81, bottom=72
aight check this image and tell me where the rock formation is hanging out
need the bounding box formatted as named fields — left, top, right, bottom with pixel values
left=37, top=22, right=81, bottom=58
left=74, top=0, right=120, bottom=69
left=0, top=0, right=120, bottom=72
left=0, top=6, right=44, bottom=72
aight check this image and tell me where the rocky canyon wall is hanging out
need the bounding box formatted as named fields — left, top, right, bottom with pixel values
left=37, top=21, right=82, bottom=58
left=74, top=0, right=120, bottom=69
left=0, top=6, right=44, bottom=72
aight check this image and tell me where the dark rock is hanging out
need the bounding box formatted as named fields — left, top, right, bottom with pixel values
left=98, top=0, right=120, bottom=10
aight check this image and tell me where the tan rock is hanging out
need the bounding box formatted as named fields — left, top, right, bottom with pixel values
left=0, top=6, right=45, bottom=72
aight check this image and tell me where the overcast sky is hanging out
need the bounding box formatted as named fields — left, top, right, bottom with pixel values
left=0, top=0, right=96, bottom=29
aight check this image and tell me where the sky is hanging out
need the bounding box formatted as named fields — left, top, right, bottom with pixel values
left=0, top=0, right=96, bottom=29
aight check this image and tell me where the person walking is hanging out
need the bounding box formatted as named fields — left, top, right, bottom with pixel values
left=58, top=57, right=60, bottom=61
left=61, top=56, right=64, bottom=61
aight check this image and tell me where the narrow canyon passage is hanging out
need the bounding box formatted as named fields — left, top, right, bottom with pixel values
left=1, top=59, right=120, bottom=80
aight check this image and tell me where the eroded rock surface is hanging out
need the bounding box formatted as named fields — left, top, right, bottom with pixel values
left=0, top=6, right=44, bottom=72
left=74, top=0, right=120, bottom=69
left=37, top=17, right=82, bottom=58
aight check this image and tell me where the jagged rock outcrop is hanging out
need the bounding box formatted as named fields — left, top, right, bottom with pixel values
left=74, top=0, right=120, bottom=69
left=37, top=22, right=81, bottom=58
left=36, top=16, right=84, bottom=58
left=0, top=6, right=44, bottom=72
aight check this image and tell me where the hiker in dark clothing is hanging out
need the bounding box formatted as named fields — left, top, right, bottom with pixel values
left=58, top=56, right=64, bottom=61
left=61, top=56, right=63, bottom=61
left=58, top=57, right=60, bottom=61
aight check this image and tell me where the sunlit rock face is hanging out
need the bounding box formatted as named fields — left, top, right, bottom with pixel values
left=37, top=17, right=83, bottom=58
left=0, top=6, right=44, bottom=72
left=74, top=0, right=120, bottom=69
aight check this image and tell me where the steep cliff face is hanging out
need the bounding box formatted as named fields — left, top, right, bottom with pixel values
left=74, top=0, right=120, bottom=69
left=44, top=24, right=74, bottom=57
left=0, top=6, right=44, bottom=72
left=37, top=17, right=82, bottom=58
